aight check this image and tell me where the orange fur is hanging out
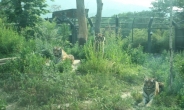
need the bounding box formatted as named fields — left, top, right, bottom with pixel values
left=138, top=77, right=164, bottom=107
left=53, top=47, right=74, bottom=63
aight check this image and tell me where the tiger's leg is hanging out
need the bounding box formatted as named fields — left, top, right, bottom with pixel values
left=138, top=92, right=147, bottom=106
left=138, top=98, right=147, bottom=106
left=146, top=99, right=153, bottom=107
left=146, top=93, right=154, bottom=107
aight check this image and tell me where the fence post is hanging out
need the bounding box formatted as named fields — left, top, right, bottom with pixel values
left=88, top=18, right=95, bottom=35
left=132, top=18, right=135, bottom=43
left=115, top=15, right=119, bottom=36
left=147, top=17, right=153, bottom=53
left=172, top=20, right=177, bottom=51
left=71, top=25, right=78, bottom=44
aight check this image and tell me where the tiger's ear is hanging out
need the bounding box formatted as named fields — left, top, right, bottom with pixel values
left=151, top=78, right=155, bottom=82
left=152, top=77, right=157, bottom=81
left=144, top=76, right=148, bottom=81
left=55, top=47, right=61, bottom=51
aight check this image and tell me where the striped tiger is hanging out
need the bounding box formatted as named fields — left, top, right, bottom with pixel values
left=138, top=77, right=164, bottom=107
left=94, top=33, right=105, bottom=54
left=53, top=47, right=74, bottom=64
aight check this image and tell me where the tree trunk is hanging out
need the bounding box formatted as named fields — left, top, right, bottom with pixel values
left=76, top=0, right=88, bottom=45
left=95, top=0, right=103, bottom=34
left=94, top=0, right=104, bottom=55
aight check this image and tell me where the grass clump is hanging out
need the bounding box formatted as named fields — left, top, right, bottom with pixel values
left=131, top=91, right=142, bottom=105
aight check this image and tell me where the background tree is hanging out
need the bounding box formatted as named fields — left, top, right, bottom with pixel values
left=151, top=0, right=184, bottom=23
left=94, top=0, right=105, bottom=54
left=76, top=0, right=88, bottom=45
left=0, top=0, right=53, bottom=29
left=95, top=0, right=103, bottom=34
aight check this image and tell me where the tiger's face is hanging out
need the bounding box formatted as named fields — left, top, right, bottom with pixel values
left=144, top=78, right=156, bottom=91
left=53, top=47, right=62, bottom=58
left=95, top=33, right=105, bottom=42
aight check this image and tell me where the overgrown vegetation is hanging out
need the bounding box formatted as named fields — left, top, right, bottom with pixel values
left=0, top=0, right=184, bottom=109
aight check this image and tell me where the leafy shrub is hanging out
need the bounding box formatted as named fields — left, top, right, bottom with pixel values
left=177, top=88, right=184, bottom=108
left=0, top=99, right=6, bottom=110
left=153, top=92, right=178, bottom=107
left=127, top=28, right=148, bottom=52
left=105, top=36, right=131, bottom=64
left=0, top=50, right=45, bottom=81
left=151, top=29, right=169, bottom=53
left=21, top=20, right=59, bottom=41
left=57, top=23, right=71, bottom=42
left=175, top=52, right=184, bottom=80
left=35, top=20, right=59, bottom=41
left=21, top=20, right=72, bottom=49
left=125, top=28, right=170, bottom=53
left=77, top=37, right=130, bottom=74
left=172, top=52, right=184, bottom=108
left=34, top=38, right=53, bottom=59
left=20, top=27, right=36, bottom=40
left=77, top=40, right=107, bottom=73
left=126, top=44, right=147, bottom=64
left=70, top=42, right=86, bottom=59
left=56, top=59, right=73, bottom=73
left=0, top=19, right=25, bottom=58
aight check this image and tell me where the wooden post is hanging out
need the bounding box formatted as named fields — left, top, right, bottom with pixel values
left=76, top=0, right=88, bottom=45
left=88, top=18, right=95, bottom=35
left=132, top=18, right=135, bottom=43
left=115, top=15, right=119, bottom=36
left=169, top=0, right=174, bottom=93
left=174, top=27, right=178, bottom=51
left=172, top=21, right=177, bottom=51
left=72, top=26, right=78, bottom=44
left=147, top=17, right=153, bottom=53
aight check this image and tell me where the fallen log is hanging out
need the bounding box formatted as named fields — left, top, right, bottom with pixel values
left=0, top=57, right=17, bottom=65
left=0, top=63, right=6, bottom=66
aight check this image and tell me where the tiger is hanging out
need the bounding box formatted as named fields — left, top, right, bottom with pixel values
left=53, top=47, right=74, bottom=64
left=138, top=77, right=164, bottom=107
left=94, top=33, right=105, bottom=54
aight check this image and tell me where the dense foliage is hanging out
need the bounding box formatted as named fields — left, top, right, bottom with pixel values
left=0, top=0, right=53, bottom=29
left=0, top=0, right=184, bottom=109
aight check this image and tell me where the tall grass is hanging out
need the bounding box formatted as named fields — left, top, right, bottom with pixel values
left=0, top=19, right=184, bottom=109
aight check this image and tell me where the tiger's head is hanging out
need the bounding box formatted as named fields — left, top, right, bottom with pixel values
left=143, top=77, right=156, bottom=91
left=53, top=47, right=62, bottom=58
left=95, top=33, right=105, bottom=42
